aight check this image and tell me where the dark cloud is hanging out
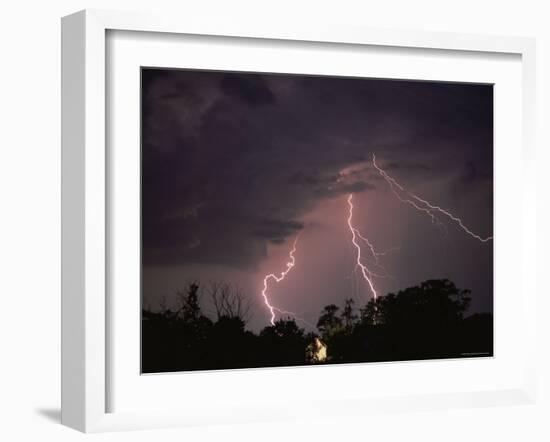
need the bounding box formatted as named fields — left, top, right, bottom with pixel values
left=220, top=74, right=276, bottom=106
left=289, top=170, right=338, bottom=187
left=314, top=181, right=376, bottom=199
left=449, top=159, right=493, bottom=207
left=141, top=68, right=493, bottom=273
left=252, top=218, right=304, bottom=244
left=385, top=161, right=431, bottom=172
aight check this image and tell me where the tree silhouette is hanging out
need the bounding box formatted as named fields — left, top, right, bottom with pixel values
left=351, top=279, right=479, bottom=362
left=341, top=298, right=358, bottom=330
left=360, top=279, right=471, bottom=327
left=208, top=280, right=252, bottom=323
left=259, top=318, right=307, bottom=366
left=141, top=278, right=492, bottom=372
left=176, top=282, right=201, bottom=322
left=316, top=304, right=343, bottom=339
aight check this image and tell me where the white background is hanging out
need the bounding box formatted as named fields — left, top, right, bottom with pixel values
left=0, top=1, right=548, bottom=441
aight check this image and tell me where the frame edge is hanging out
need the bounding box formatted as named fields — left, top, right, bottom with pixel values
left=61, top=9, right=86, bottom=432
left=61, top=9, right=108, bottom=433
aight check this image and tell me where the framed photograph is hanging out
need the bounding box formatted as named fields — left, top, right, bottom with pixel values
left=61, top=9, right=537, bottom=432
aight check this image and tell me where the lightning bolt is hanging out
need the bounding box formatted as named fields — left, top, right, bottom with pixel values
left=353, top=229, right=397, bottom=277
left=346, top=194, right=380, bottom=301
left=272, top=306, right=315, bottom=329
left=372, top=154, right=493, bottom=242
left=259, top=154, right=489, bottom=327
left=260, top=236, right=313, bottom=327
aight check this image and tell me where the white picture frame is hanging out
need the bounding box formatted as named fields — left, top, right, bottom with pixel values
left=61, top=9, right=537, bottom=433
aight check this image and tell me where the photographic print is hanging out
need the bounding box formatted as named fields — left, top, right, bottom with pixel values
left=141, top=68, right=493, bottom=373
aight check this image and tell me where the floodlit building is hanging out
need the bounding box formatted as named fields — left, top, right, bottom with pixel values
left=306, top=337, right=327, bottom=363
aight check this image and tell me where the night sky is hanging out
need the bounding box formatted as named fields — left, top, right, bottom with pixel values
left=141, top=68, right=493, bottom=331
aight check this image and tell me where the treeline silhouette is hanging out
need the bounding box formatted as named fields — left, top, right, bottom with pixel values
left=142, top=279, right=492, bottom=373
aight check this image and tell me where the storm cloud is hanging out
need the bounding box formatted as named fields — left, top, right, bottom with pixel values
left=141, top=68, right=493, bottom=326
left=142, top=69, right=492, bottom=270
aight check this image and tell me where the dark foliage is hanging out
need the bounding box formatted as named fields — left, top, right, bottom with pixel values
left=142, top=279, right=492, bottom=373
